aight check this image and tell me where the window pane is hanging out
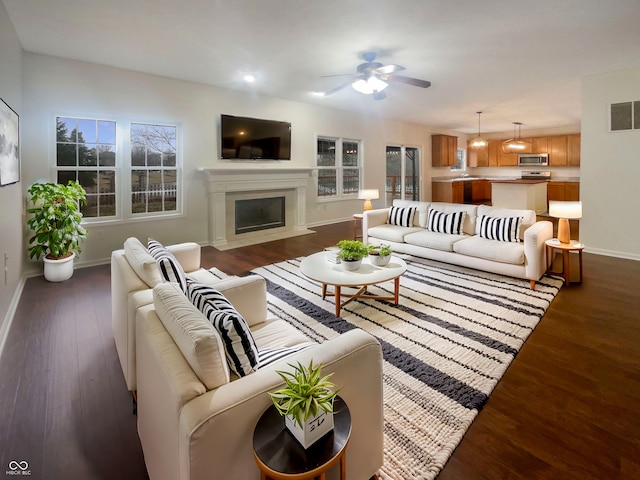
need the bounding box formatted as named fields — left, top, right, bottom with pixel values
left=78, top=171, right=98, bottom=194
left=57, top=171, right=76, bottom=185
left=163, top=152, right=176, bottom=167
left=318, top=168, right=337, bottom=197
left=57, top=144, right=77, bottom=166
left=131, top=146, right=145, bottom=166
left=132, top=193, right=147, bottom=213
left=131, top=124, right=146, bottom=145
left=98, top=145, right=116, bottom=167
left=98, top=171, right=115, bottom=194
left=342, top=168, right=359, bottom=194
left=131, top=170, right=147, bottom=192
left=99, top=194, right=116, bottom=216
left=405, top=147, right=420, bottom=201
left=79, top=144, right=97, bottom=166
left=57, top=118, right=76, bottom=142
left=82, top=195, right=98, bottom=217
left=342, top=141, right=358, bottom=166
left=317, top=139, right=336, bottom=167
left=77, top=119, right=97, bottom=144
left=147, top=148, right=162, bottom=166
left=386, top=146, right=401, bottom=200
left=98, top=121, right=116, bottom=144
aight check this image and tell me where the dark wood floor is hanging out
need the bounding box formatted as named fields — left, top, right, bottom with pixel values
left=1, top=221, right=639, bottom=480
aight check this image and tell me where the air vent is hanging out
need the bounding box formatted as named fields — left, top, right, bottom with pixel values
left=610, top=101, right=640, bottom=131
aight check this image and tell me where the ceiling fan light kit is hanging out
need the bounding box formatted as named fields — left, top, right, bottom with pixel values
left=469, top=111, right=488, bottom=149
left=352, top=76, right=389, bottom=95
left=502, top=122, right=531, bottom=153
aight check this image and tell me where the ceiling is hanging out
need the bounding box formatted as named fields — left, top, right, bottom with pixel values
left=4, top=0, right=640, bottom=134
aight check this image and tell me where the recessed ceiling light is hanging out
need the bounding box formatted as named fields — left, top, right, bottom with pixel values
left=243, top=74, right=256, bottom=83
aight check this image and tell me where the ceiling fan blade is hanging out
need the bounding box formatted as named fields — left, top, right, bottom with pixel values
left=373, top=90, right=387, bottom=101
left=386, top=74, right=431, bottom=88
left=324, top=81, right=353, bottom=97
left=375, top=64, right=405, bottom=75
left=320, top=73, right=355, bottom=78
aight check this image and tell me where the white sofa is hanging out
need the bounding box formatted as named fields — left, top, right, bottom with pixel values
left=363, top=200, right=553, bottom=289
left=135, top=276, right=384, bottom=480
left=111, top=237, right=229, bottom=393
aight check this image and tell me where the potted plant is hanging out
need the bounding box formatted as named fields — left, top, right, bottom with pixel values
left=268, top=360, right=339, bottom=449
left=368, top=243, right=392, bottom=266
left=337, top=239, right=369, bottom=271
left=27, top=180, right=87, bottom=282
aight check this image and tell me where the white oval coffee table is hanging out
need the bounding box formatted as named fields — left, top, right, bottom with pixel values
left=300, top=252, right=407, bottom=317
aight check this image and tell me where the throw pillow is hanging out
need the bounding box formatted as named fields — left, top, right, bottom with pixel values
left=427, top=210, right=465, bottom=235
left=186, top=282, right=259, bottom=377
left=477, top=216, right=522, bottom=243
left=387, top=206, right=417, bottom=227
left=148, top=238, right=188, bottom=292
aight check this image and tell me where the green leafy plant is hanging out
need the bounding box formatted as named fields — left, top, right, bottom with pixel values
left=27, top=181, right=87, bottom=260
left=269, top=360, right=339, bottom=429
left=337, top=239, right=369, bottom=262
left=368, top=243, right=392, bottom=256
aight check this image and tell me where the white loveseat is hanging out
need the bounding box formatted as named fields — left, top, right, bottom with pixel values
left=363, top=200, right=553, bottom=289
left=111, top=237, right=229, bottom=392
left=135, top=276, right=384, bottom=480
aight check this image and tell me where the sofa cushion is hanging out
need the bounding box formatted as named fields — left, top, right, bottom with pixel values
left=367, top=224, right=424, bottom=243
left=427, top=210, right=465, bottom=235
left=387, top=206, right=416, bottom=227
left=148, top=238, right=188, bottom=291
left=153, top=282, right=230, bottom=390
left=186, top=282, right=259, bottom=377
left=453, top=236, right=525, bottom=265
left=256, top=343, right=317, bottom=369
left=476, top=215, right=522, bottom=243
left=404, top=230, right=468, bottom=252
left=477, top=205, right=536, bottom=240
left=429, top=203, right=478, bottom=235
left=392, top=200, right=430, bottom=227
left=124, top=237, right=162, bottom=287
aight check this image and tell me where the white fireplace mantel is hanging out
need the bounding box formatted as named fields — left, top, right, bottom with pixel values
left=198, top=167, right=313, bottom=247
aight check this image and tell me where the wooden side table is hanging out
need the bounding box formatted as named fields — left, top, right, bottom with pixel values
left=352, top=213, right=363, bottom=240
left=545, top=239, right=584, bottom=286
left=253, top=396, right=351, bottom=480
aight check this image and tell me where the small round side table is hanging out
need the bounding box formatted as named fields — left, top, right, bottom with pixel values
left=353, top=213, right=363, bottom=240
left=253, top=396, right=351, bottom=480
left=545, top=239, right=584, bottom=286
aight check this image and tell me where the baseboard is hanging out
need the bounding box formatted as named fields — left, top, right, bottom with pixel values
left=306, top=217, right=354, bottom=228
left=0, top=275, right=26, bottom=362
left=585, top=247, right=640, bottom=261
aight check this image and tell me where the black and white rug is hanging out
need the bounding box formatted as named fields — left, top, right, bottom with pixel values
left=252, top=256, right=563, bottom=480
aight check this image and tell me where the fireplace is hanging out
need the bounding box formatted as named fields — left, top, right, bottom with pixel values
left=235, top=197, right=285, bottom=234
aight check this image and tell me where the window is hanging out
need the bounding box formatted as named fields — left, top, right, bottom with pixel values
left=386, top=145, right=420, bottom=202
left=316, top=136, right=362, bottom=199
left=451, top=148, right=466, bottom=171
left=55, top=117, right=181, bottom=221
left=610, top=101, right=640, bottom=131
left=56, top=117, right=116, bottom=218
left=131, top=123, right=178, bottom=215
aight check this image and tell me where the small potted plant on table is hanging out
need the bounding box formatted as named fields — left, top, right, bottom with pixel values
left=269, top=360, right=339, bottom=449
left=337, top=239, right=369, bottom=271
left=26, top=180, right=87, bottom=282
left=368, top=244, right=392, bottom=266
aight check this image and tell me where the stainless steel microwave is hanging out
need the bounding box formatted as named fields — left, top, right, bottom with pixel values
left=518, top=153, right=549, bottom=166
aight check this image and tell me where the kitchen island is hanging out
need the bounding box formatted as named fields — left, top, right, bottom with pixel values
left=490, top=179, right=548, bottom=214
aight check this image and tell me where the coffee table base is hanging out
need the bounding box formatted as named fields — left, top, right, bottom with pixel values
left=322, top=277, right=401, bottom=317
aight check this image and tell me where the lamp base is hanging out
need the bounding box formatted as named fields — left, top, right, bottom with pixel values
left=363, top=200, right=373, bottom=211
left=557, top=218, right=571, bottom=244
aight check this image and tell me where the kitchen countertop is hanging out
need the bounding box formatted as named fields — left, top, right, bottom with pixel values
left=432, top=176, right=580, bottom=183
left=490, top=179, right=548, bottom=184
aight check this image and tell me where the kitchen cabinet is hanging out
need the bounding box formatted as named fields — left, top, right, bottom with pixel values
left=532, top=137, right=548, bottom=153
left=497, top=142, right=519, bottom=166
left=547, top=181, right=580, bottom=203
left=487, top=140, right=499, bottom=166
left=548, top=135, right=568, bottom=166
left=476, top=134, right=580, bottom=167
left=432, top=181, right=464, bottom=203
left=432, top=134, right=458, bottom=167
left=471, top=179, right=491, bottom=202
left=567, top=134, right=580, bottom=166
left=467, top=140, right=488, bottom=167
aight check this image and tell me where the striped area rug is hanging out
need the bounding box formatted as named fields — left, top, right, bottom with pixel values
left=251, top=256, right=563, bottom=480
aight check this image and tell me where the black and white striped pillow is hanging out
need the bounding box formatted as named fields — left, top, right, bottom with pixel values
left=477, top=216, right=522, bottom=243
left=387, top=206, right=417, bottom=227
left=186, top=282, right=259, bottom=377
left=427, top=210, right=465, bottom=235
left=148, top=238, right=187, bottom=292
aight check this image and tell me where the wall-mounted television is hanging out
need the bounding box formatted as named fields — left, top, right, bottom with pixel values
left=220, top=114, right=291, bottom=160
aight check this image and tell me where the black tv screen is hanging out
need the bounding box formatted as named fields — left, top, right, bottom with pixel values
left=220, top=114, right=291, bottom=160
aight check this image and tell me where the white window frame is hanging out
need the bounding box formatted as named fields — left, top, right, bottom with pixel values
left=315, top=135, right=363, bottom=202
left=385, top=144, right=422, bottom=203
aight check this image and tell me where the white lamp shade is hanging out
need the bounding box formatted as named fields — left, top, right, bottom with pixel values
left=358, top=189, right=380, bottom=200
left=548, top=201, right=582, bottom=219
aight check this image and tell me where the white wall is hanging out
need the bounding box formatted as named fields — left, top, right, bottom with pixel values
left=581, top=68, right=640, bottom=259
left=21, top=53, right=453, bottom=272
left=0, top=1, right=24, bottom=352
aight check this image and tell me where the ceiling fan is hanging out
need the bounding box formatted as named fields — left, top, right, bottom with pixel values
left=323, top=52, right=431, bottom=100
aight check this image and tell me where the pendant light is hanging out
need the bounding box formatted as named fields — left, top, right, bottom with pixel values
left=502, top=122, right=531, bottom=153
left=469, top=111, right=488, bottom=149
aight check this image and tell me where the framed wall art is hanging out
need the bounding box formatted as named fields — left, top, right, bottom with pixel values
left=0, top=97, right=20, bottom=186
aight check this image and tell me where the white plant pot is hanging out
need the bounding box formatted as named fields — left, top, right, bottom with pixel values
left=285, top=410, right=334, bottom=449
left=341, top=259, right=362, bottom=271
left=369, top=254, right=391, bottom=266
left=43, top=252, right=75, bottom=282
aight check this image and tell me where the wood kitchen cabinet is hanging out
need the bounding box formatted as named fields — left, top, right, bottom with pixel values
left=432, top=181, right=464, bottom=203
left=472, top=134, right=580, bottom=167
left=471, top=180, right=491, bottom=202
left=548, top=135, right=568, bottom=166
left=432, top=134, right=458, bottom=167
left=497, top=142, right=519, bottom=166
left=467, top=140, right=488, bottom=167
left=567, top=134, right=580, bottom=166
left=532, top=136, right=548, bottom=153
left=547, top=181, right=580, bottom=204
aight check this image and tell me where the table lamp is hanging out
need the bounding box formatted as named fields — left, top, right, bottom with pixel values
left=358, top=189, right=379, bottom=211
left=548, top=200, right=582, bottom=244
